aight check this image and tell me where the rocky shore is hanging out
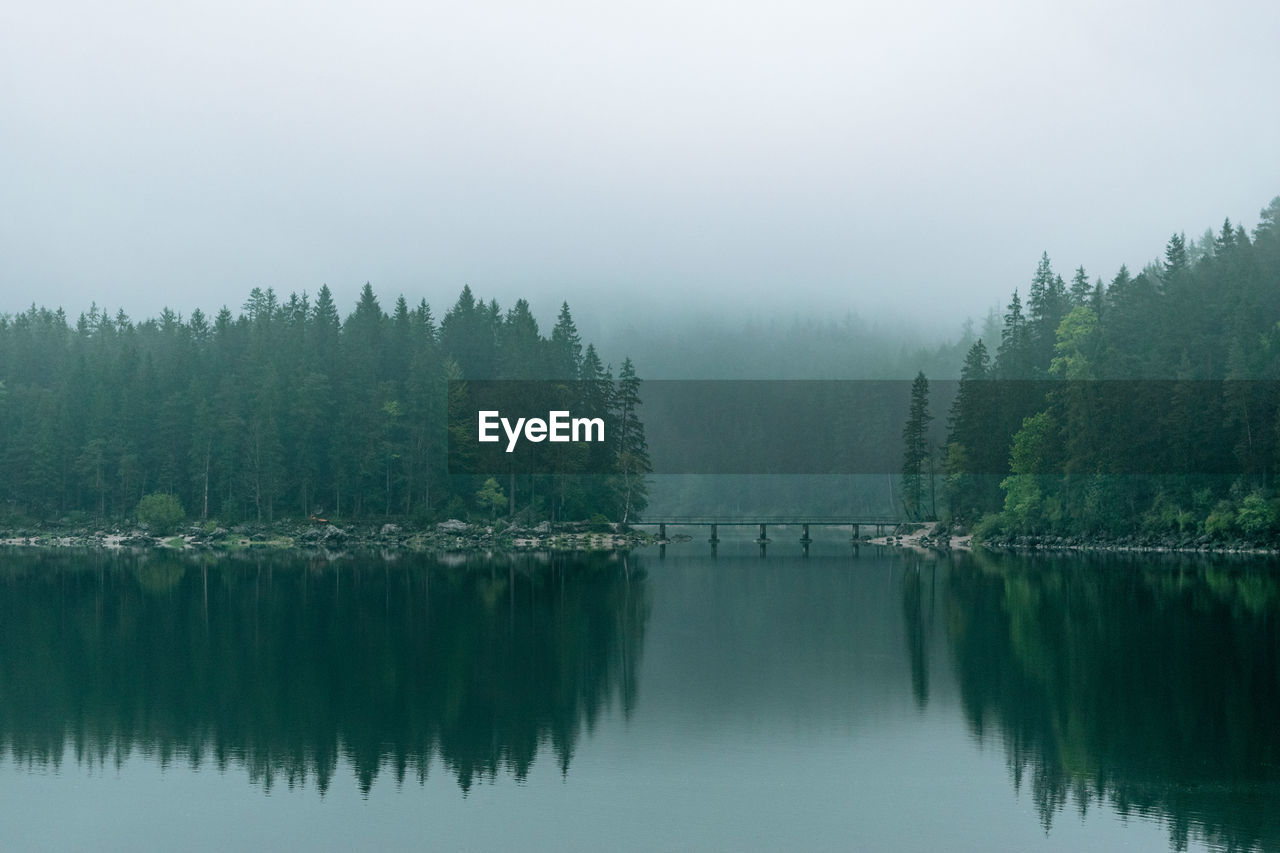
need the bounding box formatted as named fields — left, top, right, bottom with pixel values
left=972, top=530, right=1280, bottom=555
left=6, top=517, right=1275, bottom=557
left=0, top=518, right=655, bottom=553
left=865, top=521, right=1280, bottom=556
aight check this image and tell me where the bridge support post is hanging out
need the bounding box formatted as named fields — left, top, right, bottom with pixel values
left=659, top=522, right=666, bottom=541
left=852, top=523, right=859, bottom=540
left=801, top=523, right=811, bottom=557
left=709, top=524, right=719, bottom=545
left=757, top=523, right=767, bottom=543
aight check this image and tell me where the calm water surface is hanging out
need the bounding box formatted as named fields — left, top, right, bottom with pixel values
left=1, top=538, right=1277, bottom=851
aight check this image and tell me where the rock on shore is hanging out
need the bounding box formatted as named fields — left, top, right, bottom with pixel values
left=0, top=518, right=653, bottom=553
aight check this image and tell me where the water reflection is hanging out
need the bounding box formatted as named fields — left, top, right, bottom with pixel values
left=902, top=559, right=936, bottom=709
left=0, top=549, right=649, bottom=795
left=4, top=542, right=1280, bottom=851
left=945, top=550, right=1280, bottom=852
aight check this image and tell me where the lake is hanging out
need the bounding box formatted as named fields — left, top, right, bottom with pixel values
left=1, top=538, right=1276, bottom=851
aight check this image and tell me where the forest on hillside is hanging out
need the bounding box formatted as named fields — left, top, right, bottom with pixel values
left=933, top=196, right=1280, bottom=540
left=0, top=284, right=648, bottom=526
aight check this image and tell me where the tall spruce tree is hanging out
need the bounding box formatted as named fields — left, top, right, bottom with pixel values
left=550, top=302, right=584, bottom=380
left=612, top=358, right=650, bottom=524
left=901, top=371, right=933, bottom=520
left=1069, top=266, right=1092, bottom=306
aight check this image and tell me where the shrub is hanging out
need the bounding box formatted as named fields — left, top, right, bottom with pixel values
left=137, top=493, right=185, bottom=535
left=1236, top=491, right=1275, bottom=538
left=1204, top=500, right=1237, bottom=539
left=1143, top=492, right=1195, bottom=535
left=475, top=477, right=507, bottom=520
left=971, top=513, right=1005, bottom=543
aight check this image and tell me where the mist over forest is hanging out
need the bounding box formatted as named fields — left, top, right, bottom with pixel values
left=2, top=194, right=1280, bottom=532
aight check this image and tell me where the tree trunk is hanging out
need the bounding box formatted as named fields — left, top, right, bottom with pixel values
left=202, top=440, right=211, bottom=521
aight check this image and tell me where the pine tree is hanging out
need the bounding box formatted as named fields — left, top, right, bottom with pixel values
left=1069, top=266, right=1091, bottom=306
left=996, top=291, right=1030, bottom=379
left=1164, top=232, right=1188, bottom=277
left=1215, top=217, right=1237, bottom=254
left=612, top=358, right=650, bottom=523
left=550, top=302, right=584, bottom=380
left=1027, top=253, right=1067, bottom=372
left=944, top=341, right=998, bottom=521
left=901, top=372, right=933, bottom=520
left=498, top=299, right=544, bottom=379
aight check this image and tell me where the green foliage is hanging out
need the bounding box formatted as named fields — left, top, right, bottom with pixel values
left=475, top=478, right=507, bottom=520
left=1049, top=306, right=1098, bottom=379
left=1000, top=475, right=1044, bottom=532
left=1236, top=491, right=1275, bottom=538
left=1141, top=492, right=1195, bottom=535
left=971, top=512, right=1006, bottom=542
left=1205, top=500, right=1237, bottom=539
left=136, top=493, right=185, bottom=535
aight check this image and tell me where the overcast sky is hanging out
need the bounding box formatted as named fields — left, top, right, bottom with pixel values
left=3, top=0, right=1279, bottom=332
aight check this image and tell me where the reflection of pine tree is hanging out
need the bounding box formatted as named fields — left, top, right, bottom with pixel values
left=0, top=550, right=650, bottom=796
left=946, top=552, right=1280, bottom=851
left=901, top=562, right=931, bottom=708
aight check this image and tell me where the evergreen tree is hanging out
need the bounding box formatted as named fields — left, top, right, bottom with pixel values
left=901, top=372, right=933, bottom=520
left=996, top=291, right=1031, bottom=379
left=612, top=358, right=650, bottom=523
left=1027, top=253, right=1068, bottom=372
left=944, top=341, right=1001, bottom=520
left=1164, top=232, right=1188, bottom=278
left=550, top=302, right=584, bottom=380
left=1069, top=266, right=1092, bottom=306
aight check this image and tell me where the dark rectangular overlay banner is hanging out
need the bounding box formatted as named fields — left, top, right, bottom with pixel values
left=447, top=380, right=1279, bottom=476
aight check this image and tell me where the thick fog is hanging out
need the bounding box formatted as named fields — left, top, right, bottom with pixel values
left=3, top=0, right=1279, bottom=329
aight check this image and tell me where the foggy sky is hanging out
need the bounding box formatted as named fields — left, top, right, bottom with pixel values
left=3, top=0, right=1279, bottom=331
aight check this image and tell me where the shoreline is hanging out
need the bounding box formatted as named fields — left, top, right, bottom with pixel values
left=866, top=521, right=1280, bottom=556
left=0, top=519, right=655, bottom=554
left=3, top=518, right=1278, bottom=557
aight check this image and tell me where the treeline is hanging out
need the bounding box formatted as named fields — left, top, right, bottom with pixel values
left=0, top=283, right=648, bottom=526
left=940, top=196, right=1280, bottom=538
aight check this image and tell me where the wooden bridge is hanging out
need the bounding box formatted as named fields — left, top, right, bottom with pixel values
left=632, top=516, right=901, bottom=555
